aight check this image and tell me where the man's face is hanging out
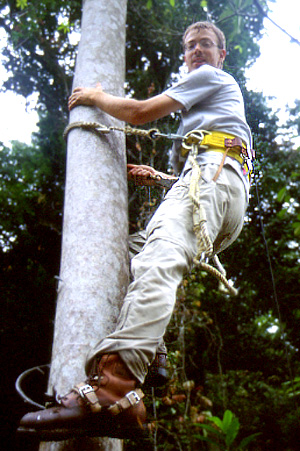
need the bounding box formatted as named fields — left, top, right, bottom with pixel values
left=184, top=28, right=226, bottom=73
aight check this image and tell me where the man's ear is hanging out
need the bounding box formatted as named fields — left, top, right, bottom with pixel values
left=218, top=49, right=226, bottom=68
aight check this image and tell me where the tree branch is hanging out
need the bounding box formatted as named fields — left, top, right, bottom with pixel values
left=253, top=0, right=300, bottom=46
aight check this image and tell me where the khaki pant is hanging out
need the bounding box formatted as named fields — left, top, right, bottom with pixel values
left=86, top=163, right=247, bottom=383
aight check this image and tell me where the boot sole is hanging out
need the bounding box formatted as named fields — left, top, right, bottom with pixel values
left=17, top=422, right=150, bottom=441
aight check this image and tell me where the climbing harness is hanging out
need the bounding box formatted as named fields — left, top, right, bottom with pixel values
left=181, top=129, right=254, bottom=181
left=179, top=129, right=251, bottom=296
left=64, top=121, right=255, bottom=296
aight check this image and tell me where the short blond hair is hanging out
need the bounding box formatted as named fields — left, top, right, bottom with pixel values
left=182, top=21, right=226, bottom=51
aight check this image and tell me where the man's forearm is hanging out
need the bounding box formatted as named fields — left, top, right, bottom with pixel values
left=68, top=84, right=182, bottom=125
left=68, top=86, right=142, bottom=124
left=91, top=91, right=145, bottom=125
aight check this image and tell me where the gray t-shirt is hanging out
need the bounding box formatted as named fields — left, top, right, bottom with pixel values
left=164, top=64, right=252, bottom=197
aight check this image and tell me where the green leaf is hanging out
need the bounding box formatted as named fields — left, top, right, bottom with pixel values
left=234, top=44, right=243, bottom=53
left=219, top=6, right=235, bottom=22
left=239, top=433, right=261, bottom=449
left=209, top=410, right=240, bottom=447
left=195, top=423, right=224, bottom=438
left=210, top=415, right=224, bottom=431
left=293, top=223, right=300, bottom=236
left=276, top=208, right=288, bottom=219
left=225, top=416, right=240, bottom=447
left=16, top=0, right=27, bottom=9
left=146, top=0, right=153, bottom=9
left=277, top=186, right=287, bottom=203
left=291, top=171, right=300, bottom=179
left=200, top=0, right=208, bottom=7
left=222, top=410, right=234, bottom=432
left=58, top=22, right=71, bottom=34
left=170, top=0, right=175, bottom=7
left=242, top=0, right=255, bottom=7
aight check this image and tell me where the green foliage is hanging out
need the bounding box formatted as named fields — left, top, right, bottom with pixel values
left=16, top=0, right=27, bottom=9
left=195, top=410, right=260, bottom=450
left=211, top=410, right=240, bottom=446
left=281, top=377, right=300, bottom=399
left=0, top=0, right=81, bottom=107
left=147, top=0, right=176, bottom=9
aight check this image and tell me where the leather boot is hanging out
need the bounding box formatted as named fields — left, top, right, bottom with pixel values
left=18, top=354, right=147, bottom=441
left=145, top=353, right=168, bottom=388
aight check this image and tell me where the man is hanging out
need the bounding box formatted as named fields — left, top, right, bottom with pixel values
left=19, top=21, right=253, bottom=438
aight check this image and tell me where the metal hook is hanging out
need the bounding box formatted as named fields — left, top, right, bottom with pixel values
left=181, top=129, right=210, bottom=156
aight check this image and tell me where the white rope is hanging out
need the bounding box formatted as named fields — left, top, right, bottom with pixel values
left=187, top=142, right=238, bottom=297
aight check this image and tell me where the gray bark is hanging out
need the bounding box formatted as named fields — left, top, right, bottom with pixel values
left=40, top=0, right=128, bottom=449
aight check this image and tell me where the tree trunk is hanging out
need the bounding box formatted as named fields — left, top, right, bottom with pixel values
left=40, top=0, right=128, bottom=449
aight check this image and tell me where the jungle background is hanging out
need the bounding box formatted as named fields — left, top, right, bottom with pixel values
left=1, top=0, right=300, bottom=449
